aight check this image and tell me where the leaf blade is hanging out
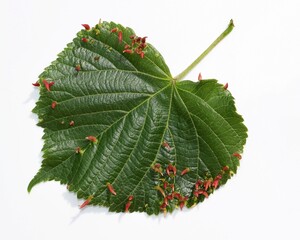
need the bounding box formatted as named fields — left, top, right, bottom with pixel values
left=29, top=21, right=247, bottom=215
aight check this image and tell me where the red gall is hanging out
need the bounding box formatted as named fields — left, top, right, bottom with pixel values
left=75, top=147, right=81, bottom=154
left=32, top=81, right=40, bottom=87
left=152, top=163, right=162, bottom=174
left=166, top=164, right=176, bottom=176
left=195, top=179, right=203, bottom=190
left=141, top=36, right=147, bottom=43
left=204, top=179, right=212, bottom=191
left=79, top=196, right=93, bottom=209
left=163, top=197, right=169, bottom=206
left=212, top=175, right=222, bottom=189
left=155, top=186, right=166, bottom=197
left=125, top=201, right=131, bottom=212
left=42, top=79, right=54, bottom=91
left=111, top=27, right=118, bottom=33
left=173, top=192, right=182, bottom=200
left=86, top=135, right=97, bottom=143
left=179, top=201, right=185, bottom=210
left=81, top=24, right=90, bottom=30
left=160, top=202, right=167, bottom=210
left=123, top=49, right=133, bottom=54
left=128, top=195, right=134, bottom=201
left=223, top=166, right=230, bottom=171
left=198, top=72, right=202, bottom=81
left=82, top=38, right=88, bottom=43
left=183, top=196, right=189, bottom=201
left=224, top=83, right=228, bottom=90
left=75, top=65, right=81, bottom=71
left=135, top=47, right=142, bottom=54
left=233, top=152, right=242, bottom=160
left=167, top=194, right=173, bottom=200
left=194, top=190, right=209, bottom=198
left=51, top=101, right=57, bottom=109
left=118, top=31, right=123, bottom=43
left=107, top=183, right=117, bottom=195
left=139, top=43, right=146, bottom=49
left=162, top=141, right=171, bottom=151
left=180, top=168, right=190, bottom=176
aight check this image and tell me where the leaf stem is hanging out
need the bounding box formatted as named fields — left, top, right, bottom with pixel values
left=174, top=19, right=235, bottom=81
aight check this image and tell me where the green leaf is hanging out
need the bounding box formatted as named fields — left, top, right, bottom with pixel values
left=29, top=21, right=247, bottom=215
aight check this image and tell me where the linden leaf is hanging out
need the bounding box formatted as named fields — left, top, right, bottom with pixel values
left=29, top=20, right=247, bottom=215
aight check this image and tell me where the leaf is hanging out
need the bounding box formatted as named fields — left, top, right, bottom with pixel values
left=29, top=21, right=247, bottom=215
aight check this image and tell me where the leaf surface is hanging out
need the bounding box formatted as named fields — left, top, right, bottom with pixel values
left=29, top=21, right=247, bottom=214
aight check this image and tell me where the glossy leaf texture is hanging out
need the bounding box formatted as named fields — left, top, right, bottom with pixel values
left=29, top=21, right=247, bottom=215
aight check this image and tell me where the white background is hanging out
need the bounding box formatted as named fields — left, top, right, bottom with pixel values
left=1, top=0, right=300, bottom=239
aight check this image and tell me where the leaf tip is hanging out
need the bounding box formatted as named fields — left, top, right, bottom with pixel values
left=27, top=179, right=36, bottom=193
